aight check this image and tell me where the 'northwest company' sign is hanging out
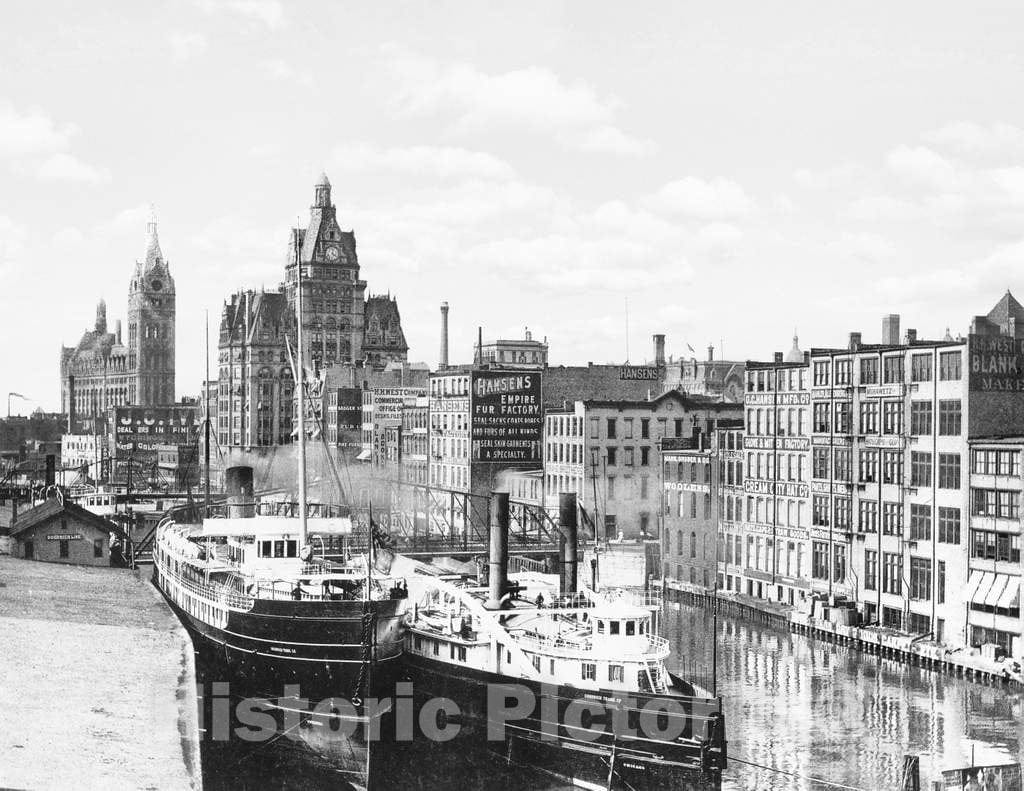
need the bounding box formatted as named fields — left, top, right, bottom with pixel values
left=969, top=334, right=1024, bottom=392
left=470, top=371, right=543, bottom=463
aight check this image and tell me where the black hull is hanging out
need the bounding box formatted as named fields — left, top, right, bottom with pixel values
left=404, top=654, right=726, bottom=791
left=156, top=578, right=405, bottom=791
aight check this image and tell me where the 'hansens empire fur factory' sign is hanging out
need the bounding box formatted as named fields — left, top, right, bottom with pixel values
left=470, top=371, right=543, bottom=463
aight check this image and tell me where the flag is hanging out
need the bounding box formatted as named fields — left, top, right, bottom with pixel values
left=686, top=344, right=694, bottom=353
left=8, top=392, right=25, bottom=399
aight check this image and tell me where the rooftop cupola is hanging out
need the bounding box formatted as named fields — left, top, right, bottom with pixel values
left=314, top=172, right=331, bottom=208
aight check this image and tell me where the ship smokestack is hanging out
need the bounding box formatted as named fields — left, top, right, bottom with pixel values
left=485, top=491, right=510, bottom=609
left=439, top=302, right=449, bottom=370
left=225, top=466, right=255, bottom=518
left=559, top=492, right=578, bottom=595
left=653, top=334, right=665, bottom=366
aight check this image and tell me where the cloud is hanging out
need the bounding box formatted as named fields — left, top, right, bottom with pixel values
left=330, top=142, right=516, bottom=181
left=844, top=194, right=923, bottom=223
left=885, top=145, right=959, bottom=190
left=575, top=126, right=657, bottom=157
left=381, top=45, right=649, bottom=156
left=0, top=215, right=27, bottom=273
left=168, top=32, right=208, bottom=62
left=0, top=102, right=77, bottom=157
left=793, top=163, right=862, bottom=190
left=645, top=177, right=755, bottom=220
left=923, top=121, right=1024, bottom=157
left=35, top=153, right=110, bottom=184
left=265, top=58, right=313, bottom=87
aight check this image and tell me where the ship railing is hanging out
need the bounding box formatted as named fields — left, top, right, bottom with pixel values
left=202, top=501, right=353, bottom=519
left=542, top=592, right=594, bottom=610
left=595, top=587, right=663, bottom=609
left=516, top=630, right=592, bottom=655
left=646, top=634, right=670, bottom=655
left=165, top=566, right=255, bottom=611
left=508, top=555, right=546, bottom=574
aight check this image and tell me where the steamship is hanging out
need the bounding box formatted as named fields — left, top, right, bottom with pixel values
left=400, top=496, right=727, bottom=791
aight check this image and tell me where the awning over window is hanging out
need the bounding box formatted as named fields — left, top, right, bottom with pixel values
left=355, top=449, right=371, bottom=462
left=966, top=570, right=1021, bottom=609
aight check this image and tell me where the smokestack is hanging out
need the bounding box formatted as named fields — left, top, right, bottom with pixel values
left=115, top=320, right=122, bottom=345
left=559, top=492, right=578, bottom=595
left=849, top=332, right=862, bottom=351
left=906, top=328, right=917, bottom=344
left=225, top=466, right=255, bottom=518
left=653, top=334, right=666, bottom=366
left=707, top=344, right=715, bottom=362
left=439, top=302, right=449, bottom=370
left=882, top=314, right=900, bottom=346
left=45, top=455, right=55, bottom=488
left=485, top=492, right=510, bottom=609
left=773, top=352, right=783, bottom=363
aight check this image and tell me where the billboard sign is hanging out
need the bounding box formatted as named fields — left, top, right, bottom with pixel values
left=942, top=764, right=1021, bottom=791
left=471, top=370, right=543, bottom=463
left=110, top=406, right=198, bottom=487
left=372, top=387, right=425, bottom=422
left=969, top=334, right=1024, bottom=392
left=336, top=388, right=362, bottom=430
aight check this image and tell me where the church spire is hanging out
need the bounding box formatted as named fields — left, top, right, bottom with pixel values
left=314, top=172, right=331, bottom=208
left=144, top=204, right=164, bottom=271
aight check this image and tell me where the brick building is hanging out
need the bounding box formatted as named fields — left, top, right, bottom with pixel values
left=61, top=215, right=176, bottom=419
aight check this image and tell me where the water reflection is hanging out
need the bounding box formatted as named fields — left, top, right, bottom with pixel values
left=664, top=604, right=1024, bottom=790
left=198, top=603, right=1022, bottom=790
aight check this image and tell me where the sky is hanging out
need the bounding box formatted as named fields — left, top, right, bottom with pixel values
left=3, top=1, right=1024, bottom=413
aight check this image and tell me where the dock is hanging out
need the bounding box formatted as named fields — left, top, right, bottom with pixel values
left=0, top=556, right=201, bottom=790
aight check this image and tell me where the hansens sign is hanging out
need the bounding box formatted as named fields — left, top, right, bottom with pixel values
left=969, top=334, right=1024, bottom=392
left=471, top=371, right=543, bottom=463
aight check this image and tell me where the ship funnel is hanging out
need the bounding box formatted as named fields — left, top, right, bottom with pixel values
left=225, top=466, right=255, bottom=518
left=485, top=491, right=510, bottom=610
left=559, top=492, right=578, bottom=595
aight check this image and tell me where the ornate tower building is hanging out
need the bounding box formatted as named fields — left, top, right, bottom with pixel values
left=285, top=173, right=367, bottom=370
left=127, top=214, right=176, bottom=405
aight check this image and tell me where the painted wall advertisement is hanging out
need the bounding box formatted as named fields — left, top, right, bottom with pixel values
left=111, top=406, right=198, bottom=486
left=372, top=387, right=425, bottom=422
left=941, top=763, right=1021, bottom=791
left=470, top=371, right=543, bottom=463
left=969, top=334, right=1024, bottom=392
left=336, top=387, right=363, bottom=430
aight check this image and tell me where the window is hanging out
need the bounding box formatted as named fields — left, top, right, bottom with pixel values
left=908, top=612, right=930, bottom=635
left=609, top=664, right=624, bottom=683
left=860, top=357, right=879, bottom=385
left=882, top=450, right=903, bottom=485
left=640, top=446, right=650, bottom=466
left=607, top=477, right=615, bottom=500
left=938, top=453, right=961, bottom=489
left=624, top=447, right=635, bottom=467
left=813, top=361, right=830, bottom=386
left=624, top=418, right=634, bottom=439
left=910, top=401, right=933, bottom=435
left=606, top=418, right=617, bottom=439
left=674, top=418, right=684, bottom=438
left=93, top=538, right=103, bottom=558
left=607, top=447, right=617, bottom=466
left=939, top=351, right=961, bottom=381
left=938, top=507, right=960, bottom=543
left=864, top=550, right=878, bottom=591
left=883, top=356, right=904, bottom=384
left=882, top=552, right=902, bottom=594
left=882, top=401, right=902, bottom=434
left=883, top=502, right=903, bottom=536
left=970, top=529, right=1022, bottom=562
left=859, top=500, right=878, bottom=533
left=834, top=449, right=852, bottom=481
left=859, top=449, right=878, bottom=483
left=909, top=504, right=932, bottom=541
left=937, top=561, right=946, bottom=605
left=835, top=402, right=851, bottom=433
left=582, top=662, right=596, bottom=681
left=909, top=557, right=932, bottom=601
left=640, top=418, right=650, bottom=439
left=910, top=451, right=932, bottom=487
left=911, top=354, right=933, bottom=382
left=813, top=448, right=830, bottom=479
left=813, top=403, right=830, bottom=433
left=938, top=400, right=962, bottom=436
left=59, top=540, right=69, bottom=558
left=812, top=541, right=828, bottom=579
left=590, top=418, right=599, bottom=439
left=832, top=544, right=847, bottom=581
left=812, top=495, right=830, bottom=527
left=834, top=497, right=851, bottom=529
left=835, top=359, right=852, bottom=385
left=860, top=401, right=879, bottom=434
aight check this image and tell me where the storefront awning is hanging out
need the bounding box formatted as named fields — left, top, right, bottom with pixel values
left=355, top=449, right=371, bottom=461
left=984, top=573, right=1009, bottom=607
left=966, top=570, right=1021, bottom=609
left=997, top=576, right=1020, bottom=609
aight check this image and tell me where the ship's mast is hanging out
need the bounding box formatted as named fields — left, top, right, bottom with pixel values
left=204, top=310, right=211, bottom=518
left=295, top=225, right=308, bottom=546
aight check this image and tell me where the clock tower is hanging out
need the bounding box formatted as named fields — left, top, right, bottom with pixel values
left=127, top=211, right=176, bottom=405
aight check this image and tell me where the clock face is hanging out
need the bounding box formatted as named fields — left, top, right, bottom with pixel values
left=150, top=279, right=163, bottom=291
left=325, top=245, right=340, bottom=261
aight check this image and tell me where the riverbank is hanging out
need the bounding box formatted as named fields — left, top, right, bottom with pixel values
left=0, top=556, right=201, bottom=790
left=662, top=578, right=1024, bottom=690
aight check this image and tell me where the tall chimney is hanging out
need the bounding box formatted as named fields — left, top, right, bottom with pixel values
left=115, top=320, right=122, bottom=345
left=905, top=328, right=917, bottom=344
left=485, top=492, right=510, bottom=609
left=707, top=344, right=715, bottom=362
left=439, top=302, right=449, bottom=370
left=882, top=314, right=900, bottom=346
left=653, top=334, right=666, bottom=366
left=849, top=332, right=862, bottom=351
left=559, top=492, right=578, bottom=595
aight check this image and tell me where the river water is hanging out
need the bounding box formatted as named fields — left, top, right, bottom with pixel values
left=200, top=602, right=1023, bottom=790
